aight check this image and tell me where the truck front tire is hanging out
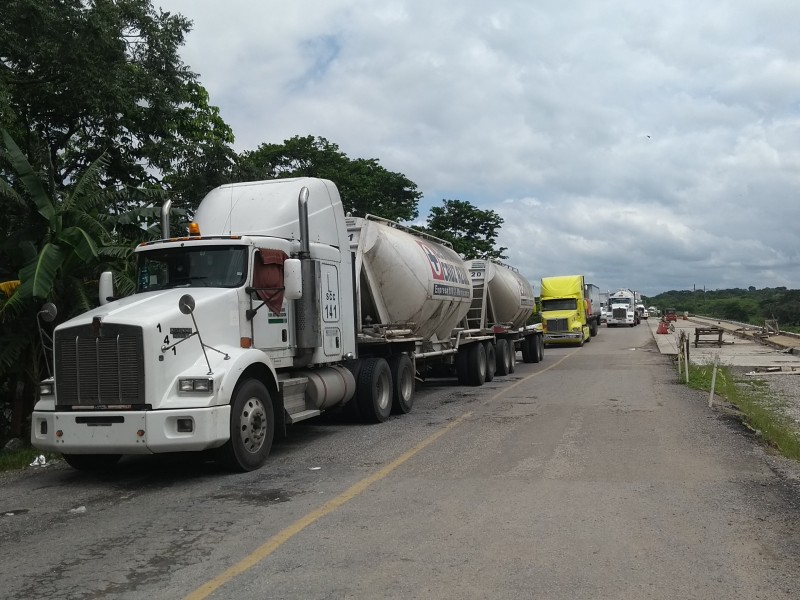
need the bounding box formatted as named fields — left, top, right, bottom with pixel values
left=221, top=379, right=274, bottom=472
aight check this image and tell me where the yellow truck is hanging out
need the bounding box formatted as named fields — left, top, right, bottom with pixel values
left=540, top=275, right=600, bottom=346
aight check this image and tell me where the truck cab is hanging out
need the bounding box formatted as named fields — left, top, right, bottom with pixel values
left=540, top=275, right=591, bottom=346
left=32, top=178, right=360, bottom=472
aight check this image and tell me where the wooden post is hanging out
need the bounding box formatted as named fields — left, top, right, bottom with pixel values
left=709, top=353, right=719, bottom=408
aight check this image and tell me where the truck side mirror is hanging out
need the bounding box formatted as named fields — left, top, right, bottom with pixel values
left=99, top=271, right=114, bottom=305
left=284, top=259, right=302, bottom=300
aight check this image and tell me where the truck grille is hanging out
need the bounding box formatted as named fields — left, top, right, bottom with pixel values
left=55, top=324, right=145, bottom=406
left=612, top=308, right=627, bottom=319
left=546, top=318, right=568, bottom=332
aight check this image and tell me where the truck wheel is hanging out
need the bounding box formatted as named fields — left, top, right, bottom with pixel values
left=483, top=342, right=496, bottom=382
left=221, top=379, right=274, bottom=472
left=522, top=336, right=533, bottom=363
left=357, top=357, right=393, bottom=423
left=389, top=355, right=415, bottom=414
left=590, top=321, right=598, bottom=336
left=508, top=342, right=516, bottom=373
left=62, top=454, right=121, bottom=471
left=495, top=339, right=511, bottom=376
left=522, top=336, right=540, bottom=363
left=537, top=336, right=545, bottom=362
left=467, top=342, right=486, bottom=386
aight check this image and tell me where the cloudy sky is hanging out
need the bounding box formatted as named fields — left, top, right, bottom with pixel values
left=158, top=0, right=800, bottom=297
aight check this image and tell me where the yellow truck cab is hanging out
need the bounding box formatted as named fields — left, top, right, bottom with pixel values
left=540, top=275, right=595, bottom=346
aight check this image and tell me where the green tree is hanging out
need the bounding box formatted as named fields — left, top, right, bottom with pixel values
left=424, top=199, right=507, bottom=260
left=719, top=299, right=751, bottom=322
left=235, top=136, right=420, bottom=222
left=0, top=0, right=234, bottom=208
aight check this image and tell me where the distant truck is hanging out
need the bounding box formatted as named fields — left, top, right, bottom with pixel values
left=540, top=275, right=599, bottom=346
left=32, top=177, right=543, bottom=472
left=607, top=288, right=639, bottom=327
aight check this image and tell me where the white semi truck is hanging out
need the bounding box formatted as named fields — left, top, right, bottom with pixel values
left=606, top=288, right=639, bottom=327
left=31, top=178, right=542, bottom=472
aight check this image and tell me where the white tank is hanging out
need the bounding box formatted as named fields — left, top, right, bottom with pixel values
left=349, top=217, right=472, bottom=341
left=466, top=259, right=535, bottom=329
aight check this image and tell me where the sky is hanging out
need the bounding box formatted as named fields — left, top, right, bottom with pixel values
left=157, top=0, right=800, bottom=297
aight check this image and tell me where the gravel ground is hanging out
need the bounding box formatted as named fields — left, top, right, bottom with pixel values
left=733, top=368, right=800, bottom=441
left=758, top=373, right=800, bottom=430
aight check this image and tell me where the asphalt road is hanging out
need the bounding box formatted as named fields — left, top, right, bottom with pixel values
left=1, top=325, right=799, bottom=599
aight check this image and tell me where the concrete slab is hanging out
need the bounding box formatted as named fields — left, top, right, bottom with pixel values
left=647, top=318, right=800, bottom=370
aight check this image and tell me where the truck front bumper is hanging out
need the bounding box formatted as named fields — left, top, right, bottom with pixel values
left=31, top=406, right=231, bottom=455
left=544, top=333, right=583, bottom=343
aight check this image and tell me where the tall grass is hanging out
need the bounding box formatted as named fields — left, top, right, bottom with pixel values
left=684, top=362, right=800, bottom=461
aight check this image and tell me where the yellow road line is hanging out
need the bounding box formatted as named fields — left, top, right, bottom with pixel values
left=186, top=349, right=574, bottom=599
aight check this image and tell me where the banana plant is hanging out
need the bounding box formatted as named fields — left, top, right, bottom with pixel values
left=1, top=129, right=111, bottom=314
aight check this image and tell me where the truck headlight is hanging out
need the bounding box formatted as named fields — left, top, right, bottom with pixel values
left=39, top=381, right=54, bottom=396
left=179, top=378, right=213, bottom=393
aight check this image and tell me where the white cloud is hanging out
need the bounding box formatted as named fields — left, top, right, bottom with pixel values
left=158, top=0, right=800, bottom=296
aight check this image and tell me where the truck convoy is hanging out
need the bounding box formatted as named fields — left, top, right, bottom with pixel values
left=539, top=275, right=601, bottom=346
left=607, top=288, right=640, bottom=327
left=31, top=178, right=544, bottom=472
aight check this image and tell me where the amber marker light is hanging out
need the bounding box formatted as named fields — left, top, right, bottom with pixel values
left=240, top=337, right=252, bottom=348
left=56, top=430, right=63, bottom=438
left=188, top=222, right=201, bottom=236
left=137, top=430, right=145, bottom=437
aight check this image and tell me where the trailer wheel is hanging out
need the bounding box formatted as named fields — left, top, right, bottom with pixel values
left=220, top=379, right=274, bottom=472
left=62, top=454, right=121, bottom=471
left=483, top=342, right=496, bottom=382
left=522, top=335, right=538, bottom=363
left=495, top=339, right=511, bottom=376
left=456, top=347, right=470, bottom=385
left=590, top=321, right=598, bottom=337
left=536, top=335, right=544, bottom=363
left=467, top=342, right=486, bottom=386
left=357, top=357, right=393, bottom=423
left=508, top=341, right=517, bottom=373
left=389, top=355, right=415, bottom=414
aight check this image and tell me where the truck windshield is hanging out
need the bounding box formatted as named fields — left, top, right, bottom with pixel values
left=542, top=298, right=577, bottom=311
left=136, top=246, right=248, bottom=292
left=611, top=298, right=631, bottom=306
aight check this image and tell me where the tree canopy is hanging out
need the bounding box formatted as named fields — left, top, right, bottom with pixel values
left=424, top=199, right=507, bottom=260
left=236, top=136, right=421, bottom=222
left=0, top=0, right=234, bottom=205
left=646, top=288, right=800, bottom=331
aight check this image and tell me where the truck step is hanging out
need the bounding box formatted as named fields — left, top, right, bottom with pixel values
left=287, top=409, right=321, bottom=424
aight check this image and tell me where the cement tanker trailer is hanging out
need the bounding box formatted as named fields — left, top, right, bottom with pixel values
left=464, top=259, right=544, bottom=377
left=347, top=216, right=500, bottom=388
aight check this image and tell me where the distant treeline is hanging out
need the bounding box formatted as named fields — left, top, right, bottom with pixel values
left=644, top=288, right=800, bottom=331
